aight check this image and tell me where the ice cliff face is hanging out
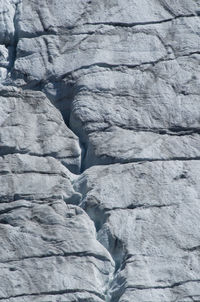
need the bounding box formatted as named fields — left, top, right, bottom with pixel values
left=0, top=1, right=200, bottom=301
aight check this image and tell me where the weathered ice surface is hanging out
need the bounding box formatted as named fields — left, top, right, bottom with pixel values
left=0, top=0, right=200, bottom=301
left=0, top=86, right=81, bottom=173
left=75, top=161, right=200, bottom=301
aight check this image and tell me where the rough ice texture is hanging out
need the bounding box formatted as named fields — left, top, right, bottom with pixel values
left=0, top=0, right=200, bottom=301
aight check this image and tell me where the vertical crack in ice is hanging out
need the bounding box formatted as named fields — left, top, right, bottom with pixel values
left=70, top=183, right=127, bottom=301
left=9, top=0, right=21, bottom=73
